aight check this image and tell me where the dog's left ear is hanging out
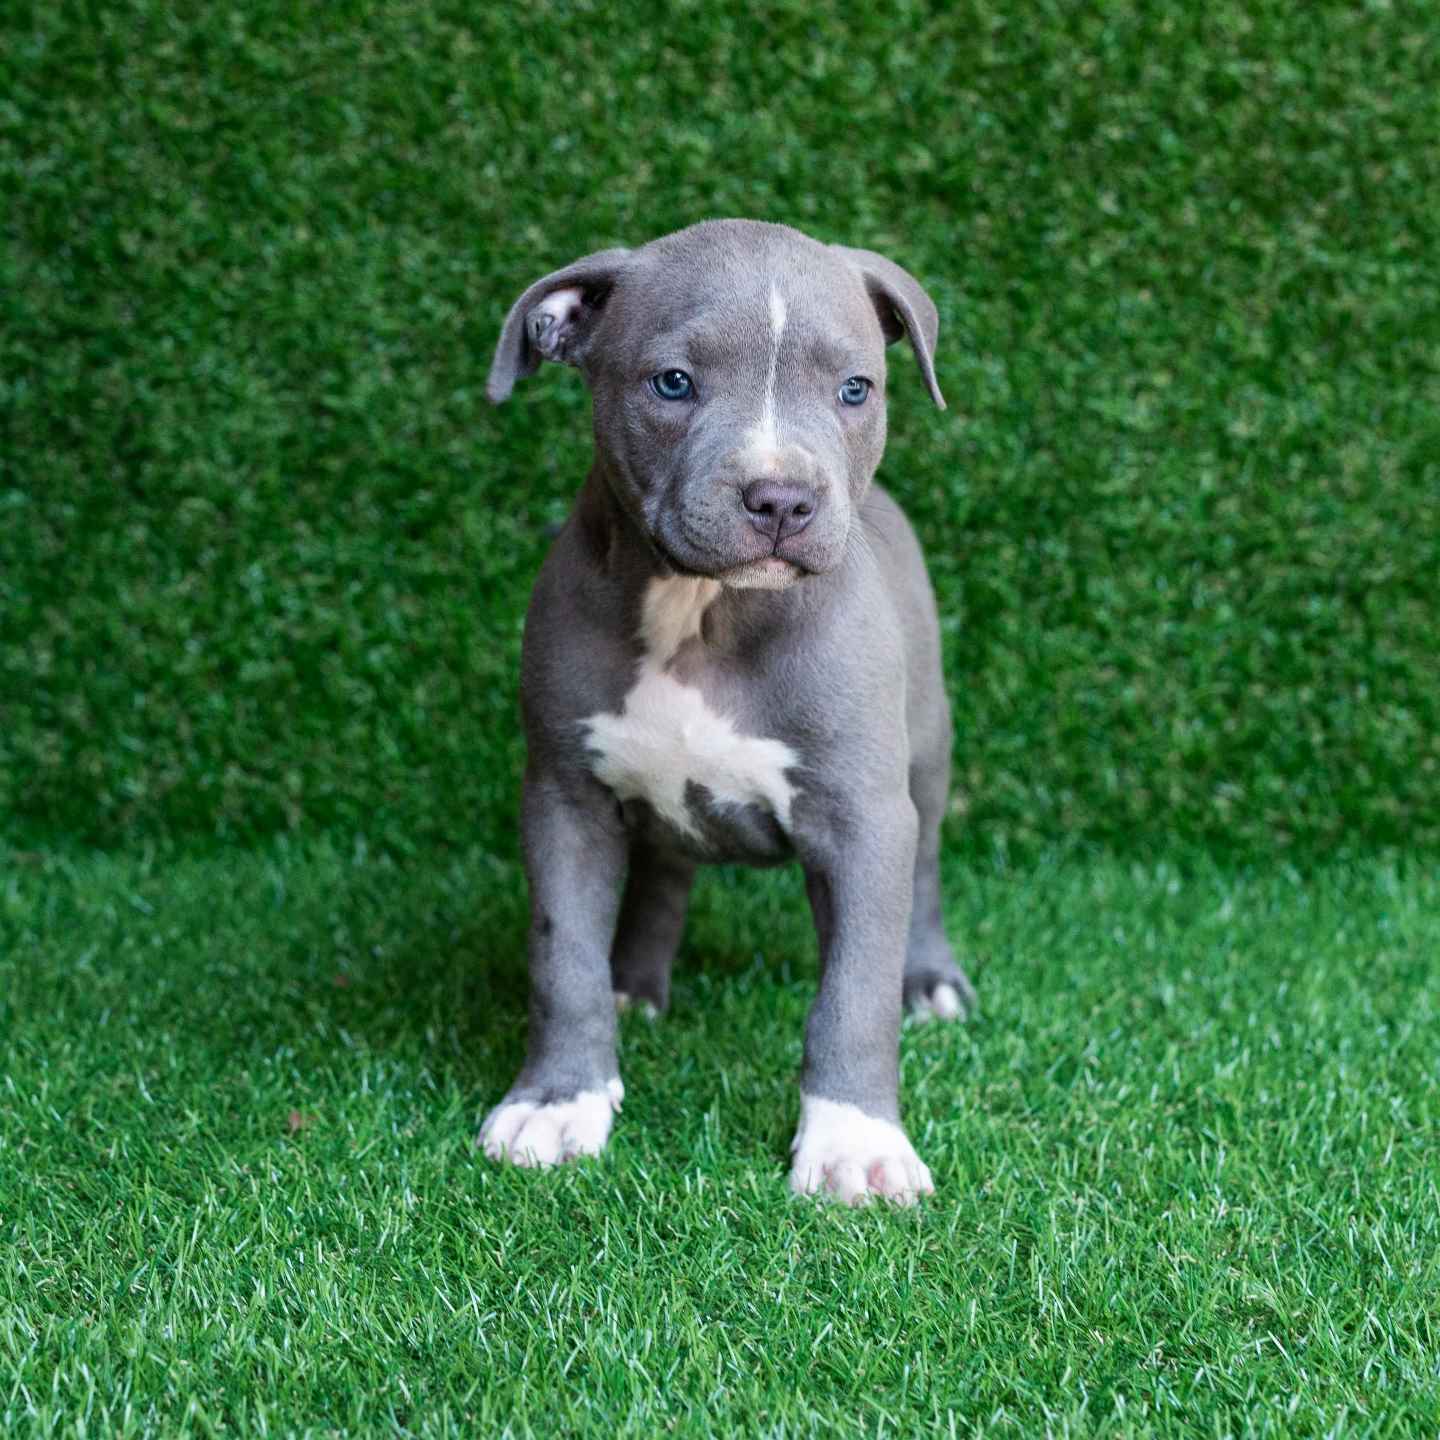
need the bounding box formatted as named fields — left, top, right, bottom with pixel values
left=831, top=247, right=946, bottom=410
left=486, top=247, right=632, bottom=404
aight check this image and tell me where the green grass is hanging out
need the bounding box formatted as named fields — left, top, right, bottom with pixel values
left=5, top=3, right=1439, bottom=1434
left=3, top=0, right=1438, bottom=857
left=4, top=843, right=1438, bottom=1437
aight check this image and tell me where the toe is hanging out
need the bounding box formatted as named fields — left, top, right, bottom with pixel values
left=866, top=1157, right=902, bottom=1196
left=614, top=991, right=661, bottom=1021
left=826, top=1158, right=871, bottom=1206
left=930, top=983, right=962, bottom=1020
left=789, top=1156, right=825, bottom=1197
left=507, top=1111, right=564, bottom=1168
left=906, top=970, right=978, bottom=1022
left=902, top=1155, right=935, bottom=1200
left=479, top=1101, right=532, bottom=1160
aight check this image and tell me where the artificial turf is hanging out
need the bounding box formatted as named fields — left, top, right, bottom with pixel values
left=5, top=1, right=1440, bottom=1435
left=4, top=844, right=1438, bottom=1436
left=3, top=0, right=1438, bottom=857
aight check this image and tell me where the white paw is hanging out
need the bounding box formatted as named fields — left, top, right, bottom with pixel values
left=909, top=982, right=964, bottom=1022
left=479, top=1078, right=624, bottom=1168
left=789, top=1095, right=934, bottom=1206
left=613, top=991, right=659, bottom=1021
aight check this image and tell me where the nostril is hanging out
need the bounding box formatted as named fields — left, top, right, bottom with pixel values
left=742, top=482, right=780, bottom=517
left=741, top=479, right=820, bottom=540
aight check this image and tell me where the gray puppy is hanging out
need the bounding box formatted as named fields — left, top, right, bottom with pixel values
left=480, top=219, right=975, bottom=1205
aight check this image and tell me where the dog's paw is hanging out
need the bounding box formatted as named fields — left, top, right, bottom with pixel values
left=479, top=1078, right=624, bottom=1168
left=613, top=991, right=660, bottom=1021
left=789, top=1095, right=934, bottom=1207
left=904, top=966, right=979, bottom=1023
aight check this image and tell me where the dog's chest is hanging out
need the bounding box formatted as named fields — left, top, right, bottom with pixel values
left=581, top=578, right=798, bottom=860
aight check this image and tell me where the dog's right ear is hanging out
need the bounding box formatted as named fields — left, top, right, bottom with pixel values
left=486, top=247, right=632, bottom=404
left=830, top=246, right=946, bottom=410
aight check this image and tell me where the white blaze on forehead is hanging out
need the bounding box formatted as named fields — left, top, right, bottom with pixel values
left=768, top=284, right=787, bottom=338
left=582, top=576, right=798, bottom=841
left=745, top=281, right=789, bottom=460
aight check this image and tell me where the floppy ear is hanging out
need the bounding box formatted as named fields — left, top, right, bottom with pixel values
left=486, top=247, right=632, bottom=404
left=831, top=246, right=945, bottom=410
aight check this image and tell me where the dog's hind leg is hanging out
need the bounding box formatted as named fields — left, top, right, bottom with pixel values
left=902, top=745, right=978, bottom=1023
left=609, top=843, right=696, bottom=1016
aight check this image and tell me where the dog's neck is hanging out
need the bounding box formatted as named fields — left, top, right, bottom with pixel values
left=574, top=462, right=677, bottom=586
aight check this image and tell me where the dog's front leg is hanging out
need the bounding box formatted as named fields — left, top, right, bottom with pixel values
left=791, top=797, right=935, bottom=1206
left=480, top=773, right=627, bottom=1167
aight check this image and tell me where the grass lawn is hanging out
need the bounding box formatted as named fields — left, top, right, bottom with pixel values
left=6, top=1, right=1439, bottom=1434
left=5, top=0, right=1438, bottom=857
left=4, top=842, right=1437, bottom=1437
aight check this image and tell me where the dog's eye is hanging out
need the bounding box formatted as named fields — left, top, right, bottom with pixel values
left=838, top=376, right=871, bottom=407
left=650, top=369, right=694, bottom=401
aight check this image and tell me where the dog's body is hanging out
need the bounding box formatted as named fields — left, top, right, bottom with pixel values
left=480, top=220, right=975, bottom=1204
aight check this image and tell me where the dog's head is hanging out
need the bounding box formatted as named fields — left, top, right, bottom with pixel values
left=488, top=220, right=944, bottom=590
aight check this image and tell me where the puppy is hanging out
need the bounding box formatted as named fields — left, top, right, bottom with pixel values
left=480, top=220, right=975, bottom=1204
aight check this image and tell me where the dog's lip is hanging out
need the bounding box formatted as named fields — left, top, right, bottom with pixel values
left=654, top=535, right=807, bottom=582
left=657, top=547, right=716, bottom=580
left=649, top=535, right=710, bottom=578
left=722, top=556, right=800, bottom=578
left=770, top=544, right=812, bottom=571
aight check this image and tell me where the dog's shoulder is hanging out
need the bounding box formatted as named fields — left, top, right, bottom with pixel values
left=520, top=513, right=636, bottom=738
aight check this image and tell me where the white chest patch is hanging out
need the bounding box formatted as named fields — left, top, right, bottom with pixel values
left=582, top=577, right=799, bottom=841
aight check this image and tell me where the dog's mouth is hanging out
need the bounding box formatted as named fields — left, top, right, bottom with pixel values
left=651, top=533, right=808, bottom=588
left=718, top=556, right=803, bottom=590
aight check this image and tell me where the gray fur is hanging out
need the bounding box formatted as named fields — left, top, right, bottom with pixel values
left=480, top=220, right=975, bottom=1200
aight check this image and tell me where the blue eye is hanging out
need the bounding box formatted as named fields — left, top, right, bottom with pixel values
left=839, top=376, right=871, bottom=407
left=651, top=369, right=694, bottom=401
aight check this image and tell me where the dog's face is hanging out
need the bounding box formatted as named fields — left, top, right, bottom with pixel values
left=488, top=220, right=944, bottom=589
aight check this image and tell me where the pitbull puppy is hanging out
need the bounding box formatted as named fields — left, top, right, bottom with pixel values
left=480, top=219, right=975, bottom=1205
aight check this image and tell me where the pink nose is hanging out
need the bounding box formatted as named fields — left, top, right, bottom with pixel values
left=741, top=479, right=817, bottom=542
